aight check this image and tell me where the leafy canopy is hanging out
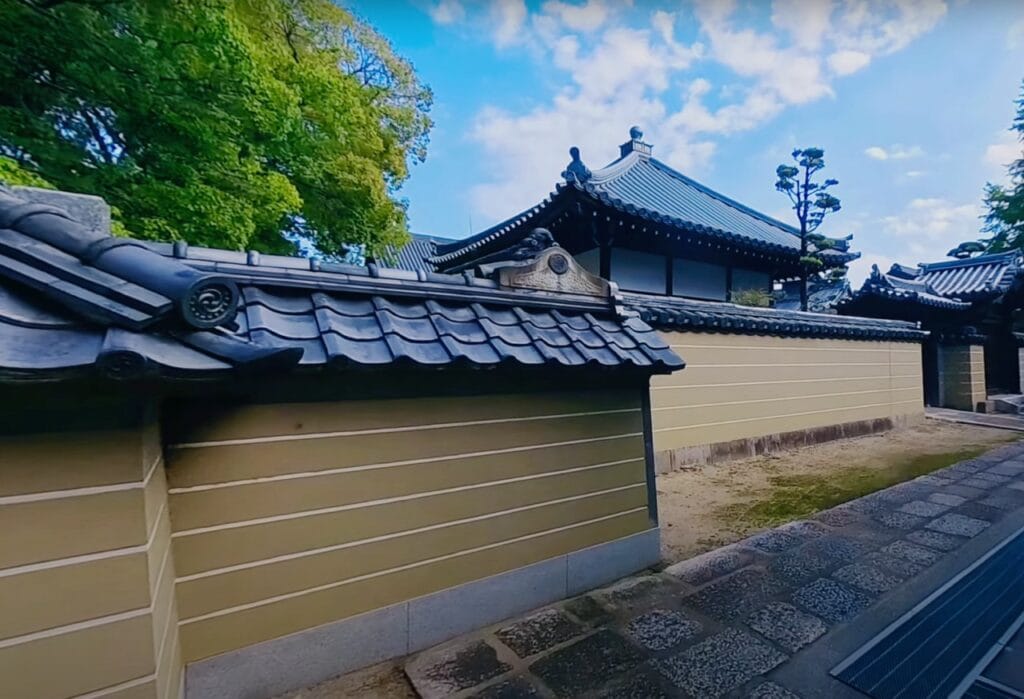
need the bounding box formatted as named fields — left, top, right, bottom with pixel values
left=982, top=81, right=1024, bottom=254
left=0, top=0, right=432, bottom=257
left=775, top=147, right=844, bottom=310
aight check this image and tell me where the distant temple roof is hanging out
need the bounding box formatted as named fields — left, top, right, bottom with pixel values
left=913, top=252, right=1019, bottom=300
left=0, top=188, right=682, bottom=381
left=380, top=233, right=456, bottom=274
left=839, top=252, right=1022, bottom=321
left=625, top=291, right=925, bottom=342
left=428, top=127, right=859, bottom=273
left=775, top=278, right=851, bottom=313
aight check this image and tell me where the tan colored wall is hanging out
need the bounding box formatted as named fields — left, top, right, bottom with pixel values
left=0, top=419, right=183, bottom=699
left=166, top=390, right=652, bottom=664
left=941, top=344, right=987, bottom=411
left=650, top=332, right=925, bottom=453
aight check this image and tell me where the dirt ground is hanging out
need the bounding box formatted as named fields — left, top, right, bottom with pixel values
left=277, top=662, right=416, bottom=699
left=657, top=419, right=1016, bottom=563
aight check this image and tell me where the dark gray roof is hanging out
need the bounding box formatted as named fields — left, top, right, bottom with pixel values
left=840, top=252, right=1022, bottom=319
left=430, top=132, right=859, bottom=271
left=775, top=278, right=851, bottom=313
left=916, top=253, right=1018, bottom=300
left=381, top=233, right=456, bottom=273
left=839, top=265, right=972, bottom=314
left=0, top=190, right=682, bottom=381
left=625, top=292, right=925, bottom=342
left=585, top=153, right=800, bottom=251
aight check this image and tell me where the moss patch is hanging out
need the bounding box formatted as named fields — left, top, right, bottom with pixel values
left=719, top=446, right=993, bottom=529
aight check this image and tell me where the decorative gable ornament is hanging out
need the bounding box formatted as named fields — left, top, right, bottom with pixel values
left=479, top=228, right=610, bottom=297
left=561, top=146, right=592, bottom=184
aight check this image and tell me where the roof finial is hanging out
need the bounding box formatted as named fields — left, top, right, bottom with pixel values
left=561, top=146, right=592, bottom=184
left=620, top=126, right=653, bottom=158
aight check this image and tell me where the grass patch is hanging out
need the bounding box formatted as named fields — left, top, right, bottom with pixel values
left=719, top=446, right=992, bottom=529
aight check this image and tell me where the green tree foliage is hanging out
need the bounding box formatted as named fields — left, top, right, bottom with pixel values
left=775, top=147, right=842, bottom=311
left=0, top=0, right=432, bottom=257
left=983, top=82, right=1024, bottom=253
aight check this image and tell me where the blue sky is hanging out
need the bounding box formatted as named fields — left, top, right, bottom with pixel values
left=349, top=0, right=1024, bottom=283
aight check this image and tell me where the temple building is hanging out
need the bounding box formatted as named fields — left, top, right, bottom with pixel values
left=400, top=128, right=928, bottom=469
left=840, top=252, right=1024, bottom=409
left=424, top=127, right=859, bottom=302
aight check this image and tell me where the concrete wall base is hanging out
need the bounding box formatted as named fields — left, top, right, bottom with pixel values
left=184, top=528, right=661, bottom=699
left=654, top=413, right=924, bottom=474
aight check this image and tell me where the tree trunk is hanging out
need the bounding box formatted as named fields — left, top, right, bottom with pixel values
left=799, top=168, right=810, bottom=312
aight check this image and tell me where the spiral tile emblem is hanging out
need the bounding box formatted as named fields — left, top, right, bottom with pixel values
left=184, top=281, right=238, bottom=327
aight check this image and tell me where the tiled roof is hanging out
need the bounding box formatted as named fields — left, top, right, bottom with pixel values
left=625, top=292, right=926, bottom=342
left=430, top=132, right=859, bottom=271
left=0, top=189, right=683, bottom=381
left=381, top=233, right=457, bottom=273
left=240, top=287, right=675, bottom=368
left=775, top=278, right=851, bottom=313
left=839, top=265, right=972, bottom=314
left=917, top=253, right=1018, bottom=300
left=584, top=154, right=801, bottom=251
left=840, top=253, right=1022, bottom=319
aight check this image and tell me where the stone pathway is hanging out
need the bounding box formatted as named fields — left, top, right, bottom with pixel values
left=926, top=407, right=1024, bottom=432
left=401, top=440, right=1024, bottom=699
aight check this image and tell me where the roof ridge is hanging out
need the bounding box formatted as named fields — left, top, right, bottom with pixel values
left=920, top=251, right=1019, bottom=271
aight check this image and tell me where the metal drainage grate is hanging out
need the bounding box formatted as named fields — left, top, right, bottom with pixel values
left=832, top=527, right=1024, bottom=699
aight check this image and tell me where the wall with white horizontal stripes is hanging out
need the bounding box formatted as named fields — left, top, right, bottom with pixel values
left=0, top=418, right=183, bottom=699
left=650, top=332, right=925, bottom=454
left=163, top=390, right=654, bottom=665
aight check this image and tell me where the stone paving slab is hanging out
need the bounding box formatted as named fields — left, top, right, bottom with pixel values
left=656, top=629, right=787, bottom=698
left=625, top=609, right=702, bottom=651
left=881, top=540, right=940, bottom=567
left=899, top=500, right=950, bottom=517
left=529, top=630, right=642, bottom=697
left=929, top=492, right=967, bottom=507
left=468, top=676, right=540, bottom=699
left=664, top=544, right=756, bottom=586
left=394, top=439, right=1024, bottom=699
left=494, top=610, right=581, bottom=659
left=405, top=640, right=511, bottom=699
left=748, top=681, right=802, bottom=698
left=906, top=529, right=968, bottom=551
left=683, top=568, right=787, bottom=621
left=792, top=578, right=873, bottom=623
left=747, top=602, right=827, bottom=653
left=926, top=512, right=992, bottom=537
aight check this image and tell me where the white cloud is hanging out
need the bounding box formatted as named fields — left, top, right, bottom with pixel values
left=427, top=0, right=465, bottom=25
left=864, top=144, right=925, bottom=160
left=541, top=0, right=614, bottom=33
left=880, top=197, right=982, bottom=259
left=831, top=0, right=947, bottom=57
left=492, top=0, right=528, bottom=48
left=846, top=197, right=981, bottom=285
left=463, top=0, right=948, bottom=224
left=695, top=2, right=833, bottom=105
left=468, top=21, right=709, bottom=220
left=771, top=0, right=834, bottom=50
left=985, top=131, right=1020, bottom=169
left=827, top=49, right=871, bottom=75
